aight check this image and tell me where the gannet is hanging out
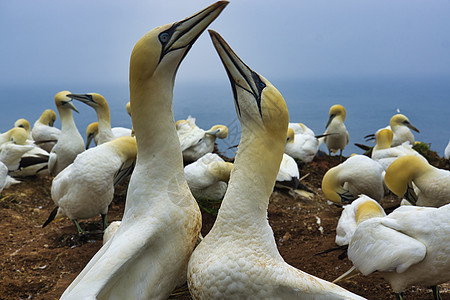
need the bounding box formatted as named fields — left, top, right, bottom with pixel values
left=346, top=203, right=450, bottom=299
left=285, top=127, right=320, bottom=163
left=48, top=91, right=85, bottom=176
left=366, top=114, right=420, bottom=147
left=0, top=127, right=49, bottom=177
left=60, top=2, right=227, bottom=299
left=14, top=118, right=32, bottom=140
left=43, top=136, right=137, bottom=233
left=31, top=109, right=60, bottom=152
left=184, top=152, right=232, bottom=201
left=177, top=116, right=229, bottom=163
left=187, top=30, right=364, bottom=300
left=385, top=154, right=450, bottom=207
left=335, top=195, right=386, bottom=247
left=322, top=154, right=385, bottom=204
left=371, top=128, right=425, bottom=170
left=323, top=104, right=349, bottom=159
left=67, top=93, right=117, bottom=145
left=0, top=127, right=28, bottom=146
left=0, top=161, right=20, bottom=193
left=85, top=122, right=132, bottom=149
left=276, top=153, right=300, bottom=189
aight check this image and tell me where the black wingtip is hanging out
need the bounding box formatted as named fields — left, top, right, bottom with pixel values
left=42, top=206, right=58, bottom=228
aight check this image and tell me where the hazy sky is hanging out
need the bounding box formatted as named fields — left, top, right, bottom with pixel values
left=1, top=0, right=450, bottom=86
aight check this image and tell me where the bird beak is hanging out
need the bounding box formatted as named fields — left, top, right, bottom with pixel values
left=205, top=128, right=220, bottom=135
left=64, top=99, right=79, bottom=113
left=209, top=29, right=264, bottom=118
left=325, top=114, right=336, bottom=129
left=86, top=134, right=94, bottom=150
left=67, top=94, right=95, bottom=107
left=160, top=1, right=229, bottom=63
left=406, top=123, right=420, bottom=133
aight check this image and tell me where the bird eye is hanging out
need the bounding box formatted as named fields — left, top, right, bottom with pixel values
left=259, top=82, right=266, bottom=89
left=159, top=32, right=170, bottom=44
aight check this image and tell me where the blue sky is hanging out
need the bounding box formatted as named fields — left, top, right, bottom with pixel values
left=1, top=0, right=450, bottom=86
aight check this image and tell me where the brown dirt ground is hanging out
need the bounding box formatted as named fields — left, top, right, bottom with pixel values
left=0, top=152, right=449, bottom=300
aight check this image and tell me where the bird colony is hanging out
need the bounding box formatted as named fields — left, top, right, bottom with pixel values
left=0, top=2, right=449, bottom=299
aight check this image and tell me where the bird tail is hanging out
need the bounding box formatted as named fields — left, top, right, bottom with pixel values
left=42, top=206, right=59, bottom=228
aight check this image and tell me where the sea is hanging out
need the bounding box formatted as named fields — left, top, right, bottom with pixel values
left=1, top=75, right=449, bottom=158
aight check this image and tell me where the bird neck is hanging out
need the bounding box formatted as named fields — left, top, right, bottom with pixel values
left=58, top=108, right=78, bottom=132
left=96, top=105, right=114, bottom=143
left=215, top=124, right=285, bottom=226
left=130, top=77, right=184, bottom=180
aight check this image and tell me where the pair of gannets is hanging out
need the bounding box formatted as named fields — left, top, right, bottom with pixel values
left=322, top=154, right=385, bottom=204
left=366, top=114, right=420, bottom=147
left=176, top=116, right=228, bottom=163
left=336, top=195, right=450, bottom=299
left=31, top=109, right=61, bottom=152
left=322, top=104, right=349, bottom=159
left=371, top=128, right=426, bottom=171
left=43, top=136, right=136, bottom=233
left=385, top=155, right=450, bottom=207
left=49, top=91, right=85, bottom=176
left=184, top=152, right=233, bottom=201
left=85, top=122, right=132, bottom=149
left=187, top=30, right=364, bottom=299
left=61, top=2, right=227, bottom=299
left=285, top=123, right=320, bottom=163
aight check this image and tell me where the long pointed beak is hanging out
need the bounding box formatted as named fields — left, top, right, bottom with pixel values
left=209, top=29, right=264, bottom=117
left=67, top=93, right=94, bottom=105
left=325, top=114, right=335, bottom=129
left=161, top=1, right=228, bottom=62
left=86, top=134, right=94, bottom=150
left=64, top=100, right=79, bottom=113
left=406, top=123, right=420, bottom=133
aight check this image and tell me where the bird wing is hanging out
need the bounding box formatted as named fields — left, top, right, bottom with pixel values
left=113, top=159, right=135, bottom=187
left=348, top=217, right=426, bottom=275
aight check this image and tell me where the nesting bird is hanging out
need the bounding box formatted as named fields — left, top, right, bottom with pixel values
left=187, top=30, right=364, bottom=300
left=371, top=128, right=425, bottom=171
left=60, top=2, right=227, bottom=299
left=322, top=154, right=385, bottom=204
left=385, top=155, right=450, bottom=207
left=14, top=118, right=32, bottom=140
left=184, top=153, right=233, bottom=201
left=177, top=116, right=229, bottom=163
left=346, top=203, right=450, bottom=299
left=285, top=125, right=320, bottom=163
left=31, top=109, right=60, bottom=152
left=48, top=91, right=85, bottom=176
left=323, top=104, right=349, bottom=159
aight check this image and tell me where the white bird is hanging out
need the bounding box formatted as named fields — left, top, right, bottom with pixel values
left=31, top=109, right=60, bottom=152
left=335, top=195, right=386, bottom=247
left=43, top=136, right=137, bottom=233
left=184, top=153, right=233, bottom=201
left=0, top=127, right=49, bottom=177
left=48, top=91, right=85, bottom=176
left=85, top=122, right=132, bottom=149
left=0, top=127, right=26, bottom=146
left=322, top=104, right=349, bottom=160
left=371, top=128, right=425, bottom=171
left=0, top=161, right=21, bottom=193
left=322, top=154, right=385, bottom=204
left=187, top=30, right=364, bottom=300
left=60, top=2, right=227, bottom=299
left=445, top=140, right=450, bottom=159
left=366, top=114, right=420, bottom=147
left=177, top=116, right=229, bottom=163
left=346, top=203, right=450, bottom=299
left=385, top=154, right=450, bottom=207
left=285, top=127, right=320, bottom=163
